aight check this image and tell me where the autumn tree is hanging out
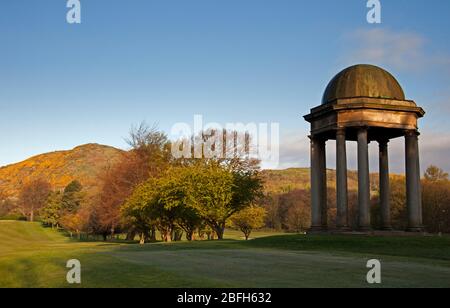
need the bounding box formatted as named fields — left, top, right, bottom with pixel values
left=230, top=206, right=267, bottom=240
left=18, top=178, right=51, bottom=222
left=422, top=166, right=450, bottom=233
left=286, top=202, right=310, bottom=233
left=0, top=190, right=15, bottom=219
left=424, top=165, right=449, bottom=182
left=96, top=123, right=171, bottom=238
left=0, top=189, right=6, bottom=204
left=389, top=177, right=408, bottom=230
left=60, top=210, right=88, bottom=239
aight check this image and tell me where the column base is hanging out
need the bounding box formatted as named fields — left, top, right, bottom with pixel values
left=309, top=226, right=323, bottom=232
left=336, top=226, right=352, bottom=232
left=308, top=226, right=328, bottom=234
left=381, top=226, right=393, bottom=231
left=357, top=226, right=372, bottom=232
left=407, top=226, right=424, bottom=233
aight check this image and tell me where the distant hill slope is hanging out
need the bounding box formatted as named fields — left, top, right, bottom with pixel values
left=261, top=168, right=360, bottom=194
left=0, top=144, right=124, bottom=198
left=1, top=144, right=388, bottom=200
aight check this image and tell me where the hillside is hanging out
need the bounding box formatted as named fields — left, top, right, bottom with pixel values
left=0, top=143, right=394, bottom=201
left=0, top=144, right=124, bottom=198
left=261, top=168, right=360, bottom=194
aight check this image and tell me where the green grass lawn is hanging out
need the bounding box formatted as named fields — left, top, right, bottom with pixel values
left=1, top=220, right=449, bottom=288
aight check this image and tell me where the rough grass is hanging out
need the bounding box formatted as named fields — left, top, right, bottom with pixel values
left=1, top=221, right=449, bottom=288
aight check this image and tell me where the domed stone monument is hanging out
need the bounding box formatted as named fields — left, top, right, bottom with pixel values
left=304, top=64, right=425, bottom=233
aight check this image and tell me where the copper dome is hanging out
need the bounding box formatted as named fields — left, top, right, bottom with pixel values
left=322, top=64, right=405, bottom=104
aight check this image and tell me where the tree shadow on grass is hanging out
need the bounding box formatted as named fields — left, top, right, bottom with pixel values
left=239, top=233, right=450, bottom=261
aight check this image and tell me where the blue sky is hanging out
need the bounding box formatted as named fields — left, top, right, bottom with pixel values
left=1, top=0, right=450, bottom=172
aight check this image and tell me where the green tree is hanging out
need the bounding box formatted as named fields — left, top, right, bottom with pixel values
left=230, top=206, right=267, bottom=240
left=61, top=180, right=84, bottom=214
left=121, top=179, right=158, bottom=244
left=177, top=206, right=202, bottom=241
left=41, top=191, right=62, bottom=228
left=123, top=169, right=199, bottom=243
left=157, top=168, right=202, bottom=241
left=185, top=161, right=263, bottom=240
left=183, top=163, right=235, bottom=240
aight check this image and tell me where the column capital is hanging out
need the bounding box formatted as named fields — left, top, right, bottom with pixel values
left=309, top=135, right=328, bottom=143
left=336, top=128, right=346, bottom=136
left=378, top=138, right=390, bottom=146
left=405, top=129, right=420, bottom=137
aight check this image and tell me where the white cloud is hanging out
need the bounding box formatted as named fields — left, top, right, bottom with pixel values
left=261, top=130, right=309, bottom=170
left=342, top=28, right=450, bottom=73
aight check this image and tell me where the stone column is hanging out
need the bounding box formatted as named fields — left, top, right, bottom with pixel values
left=405, top=130, right=423, bottom=232
left=379, top=139, right=392, bottom=230
left=309, top=136, right=322, bottom=231
left=336, top=129, right=349, bottom=230
left=319, top=139, right=328, bottom=229
left=357, top=128, right=371, bottom=231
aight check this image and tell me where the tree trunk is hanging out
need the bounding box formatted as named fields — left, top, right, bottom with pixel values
left=175, top=230, right=183, bottom=241
left=144, top=227, right=157, bottom=242
left=29, top=210, right=34, bottom=222
left=214, top=223, right=225, bottom=240
left=151, top=227, right=157, bottom=241
left=161, top=229, right=172, bottom=242
left=110, top=227, right=115, bottom=240
left=242, top=228, right=251, bottom=240
left=126, top=230, right=136, bottom=241
left=186, top=230, right=194, bottom=241
left=139, top=232, right=145, bottom=245
left=245, top=231, right=250, bottom=240
left=165, top=232, right=172, bottom=242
